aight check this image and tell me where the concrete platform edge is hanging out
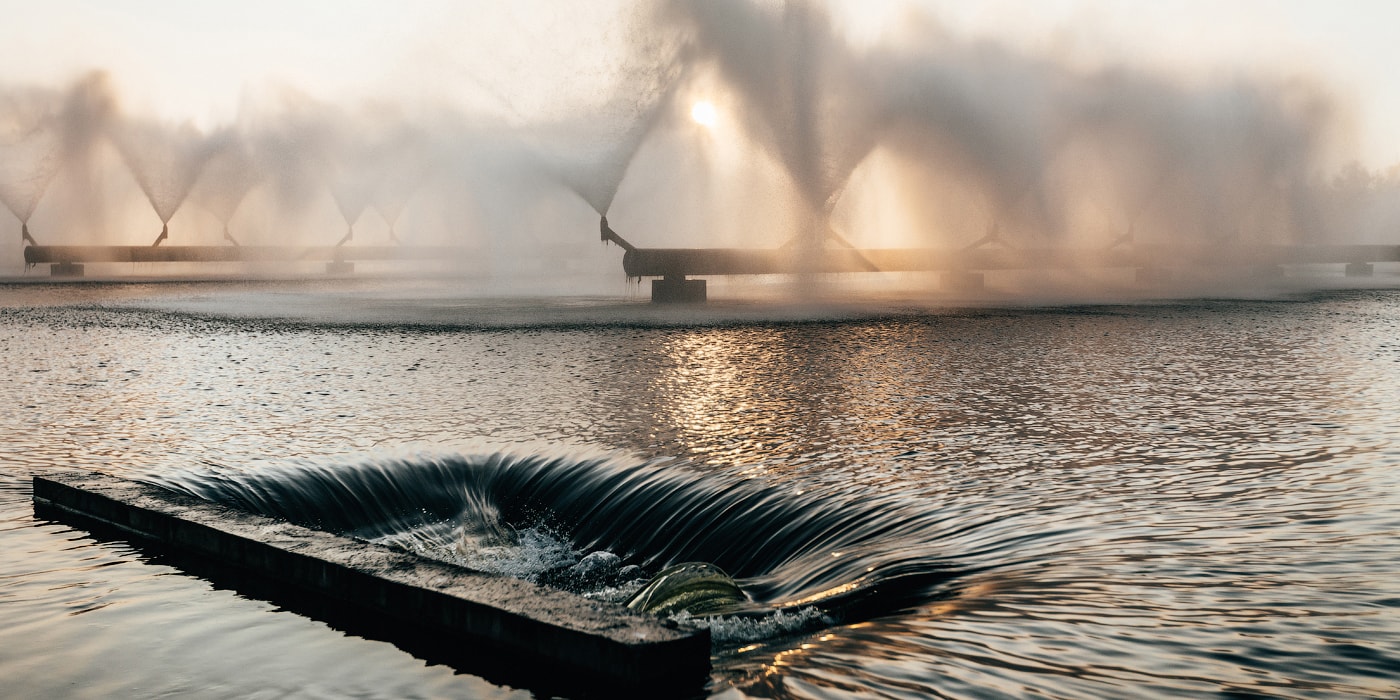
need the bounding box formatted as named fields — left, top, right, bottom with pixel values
left=32, top=470, right=710, bottom=694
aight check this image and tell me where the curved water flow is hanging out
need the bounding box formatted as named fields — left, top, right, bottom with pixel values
left=147, top=449, right=978, bottom=637
left=6, top=288, right=1400, bottom=698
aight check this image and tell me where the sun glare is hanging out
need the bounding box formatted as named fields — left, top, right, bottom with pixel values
left=690, top=100, right=718, bottom=127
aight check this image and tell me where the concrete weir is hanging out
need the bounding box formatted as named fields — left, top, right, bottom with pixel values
left=32, top=471, right=711, bottom=696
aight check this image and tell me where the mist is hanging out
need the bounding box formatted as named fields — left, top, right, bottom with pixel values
left=1, top=0, right=1393, bottom=296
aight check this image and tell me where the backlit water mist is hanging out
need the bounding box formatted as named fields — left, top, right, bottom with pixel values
left=3, top=282, right=1399, bottom=697
left=2, top=0, right=1398, bottom=292
left=3, top=1, right=1400, bottom=698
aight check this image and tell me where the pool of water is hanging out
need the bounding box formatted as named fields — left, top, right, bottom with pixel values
left=2, top=280, right=1398, bottom=698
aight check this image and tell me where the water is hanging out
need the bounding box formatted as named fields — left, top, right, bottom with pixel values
left=2, top=280, right=1399, bottom=698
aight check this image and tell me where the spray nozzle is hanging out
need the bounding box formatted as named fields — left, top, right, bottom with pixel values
left=599, top=215, right=636, bottom=252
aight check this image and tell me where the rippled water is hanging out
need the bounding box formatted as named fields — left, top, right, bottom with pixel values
left=3, top=280, right=1399, bottom=698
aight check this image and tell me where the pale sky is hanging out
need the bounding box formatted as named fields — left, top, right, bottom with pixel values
left=2, top=0, right=1397, bottom=166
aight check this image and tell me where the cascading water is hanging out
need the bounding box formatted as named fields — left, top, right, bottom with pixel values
left=146, top=449, right=972, bottom=644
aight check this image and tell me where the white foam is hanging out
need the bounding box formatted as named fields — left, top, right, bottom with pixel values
left=671, top=606, right=833, bottom=645
left=376, top=524, right=580, bottom=582
left=581, top=578, right=647, bottom=605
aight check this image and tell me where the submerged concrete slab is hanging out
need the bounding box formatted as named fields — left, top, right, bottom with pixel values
left=32, top=471, right=710, bottom=695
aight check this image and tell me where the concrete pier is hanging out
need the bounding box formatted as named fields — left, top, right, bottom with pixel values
left=32, top=471, right=710, bottom=696
left=1345, top=261, right=1375, bottom=277
left=49, top=262, right=84, bottom=277
left=651, top=276, right=707, bottom=303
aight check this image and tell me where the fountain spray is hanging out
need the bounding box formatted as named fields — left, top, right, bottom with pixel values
left=112, top=117, right=225, bottom=246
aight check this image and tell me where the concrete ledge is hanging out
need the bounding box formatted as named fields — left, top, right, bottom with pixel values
left=32, top=471, right=710, bottom=695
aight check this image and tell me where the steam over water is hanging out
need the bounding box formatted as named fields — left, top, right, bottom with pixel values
left=3, top=282, right=1400, bottom=697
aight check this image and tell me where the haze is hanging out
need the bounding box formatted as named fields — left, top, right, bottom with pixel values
left=1, top=0, right=1397, bottom=292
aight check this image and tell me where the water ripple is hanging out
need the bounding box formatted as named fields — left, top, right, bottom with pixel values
left=2, top=287, right=1400, bottom=697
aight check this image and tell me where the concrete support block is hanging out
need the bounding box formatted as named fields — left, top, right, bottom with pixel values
left=1345, top=262, right=1374, bottom=277
left=326, top=261, right=354, bottom=275
left=51, top=262, right=84, bottom=277
left=651, top=276, right=706, bottom=303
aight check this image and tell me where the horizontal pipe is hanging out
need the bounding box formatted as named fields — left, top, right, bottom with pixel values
left=24, top=245, right=465, bottom=265
left=622, top=244, right=1400, bottom=277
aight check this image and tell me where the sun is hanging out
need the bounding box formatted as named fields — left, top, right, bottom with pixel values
left=690, top=100, right=718, bottom=128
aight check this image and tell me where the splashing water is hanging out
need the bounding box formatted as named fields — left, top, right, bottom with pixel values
left=190, top=136, right=261, bottom=237
left=673, top=607, right=833, bottom=645
left=480, top=1, right=683, bottom=216
left=0, top=121, right=62, bottom=225
left=667, top=0, right=879, bottom=242
left=329, top=166, right=376, bottom=233
left=663, top=0, right=1339, bottom=249
left=145, top=449, right=965, bottom=643
left=0, top=2, right=1392, bottom=296
left=112, top=117, right=225, bottom=225
left=369, top=129, right=430, bottom=239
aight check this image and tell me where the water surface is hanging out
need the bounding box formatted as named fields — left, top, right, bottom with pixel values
left=2, top=280, right=1398, bottom=698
